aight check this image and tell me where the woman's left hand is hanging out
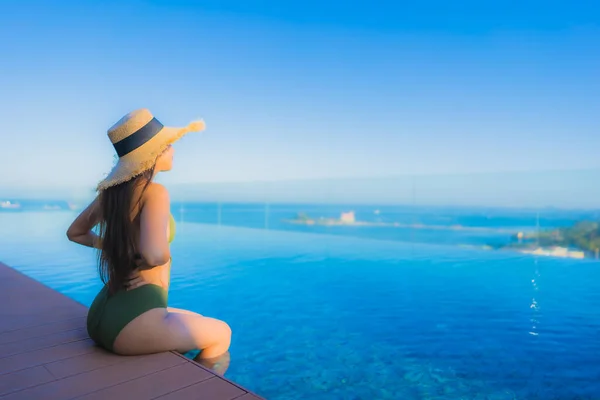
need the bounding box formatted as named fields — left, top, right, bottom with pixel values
left=126, top=268, right=147, bottom=290
left=126, top=263, right=170, bottom=290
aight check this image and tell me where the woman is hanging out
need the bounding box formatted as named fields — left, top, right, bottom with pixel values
left=66, top=108, right=231, bottom=374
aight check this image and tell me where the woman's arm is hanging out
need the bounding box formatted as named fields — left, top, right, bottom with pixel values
left=137, top=183, right=171, bottom=266
left=66, top=196, right=103, bottom=249
left=126, top=183, right=172, bottom=290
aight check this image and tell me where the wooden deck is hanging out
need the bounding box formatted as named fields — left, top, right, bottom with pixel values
left=0, top=262, right=264, bottom=400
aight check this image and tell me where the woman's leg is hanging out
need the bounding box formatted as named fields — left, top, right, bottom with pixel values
left=113, top=308, right=231, bottom=361
left=164, top=311, right=232, bottom=359
left=193, top=349, right=231, bottom=375
left=167, top=307, right=201, bottom=316
left=166, top=307, right=231, bottom=374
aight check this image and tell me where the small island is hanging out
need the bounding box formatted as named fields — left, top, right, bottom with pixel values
left=495, top=220, right=600, bottom=259
left=286, top=211, right=359, bottom=226
left=0, top=200, right=79, bottom=212
left=286, top=212, right=600, bottom=260
left=283, top=211, right=518, bottom=233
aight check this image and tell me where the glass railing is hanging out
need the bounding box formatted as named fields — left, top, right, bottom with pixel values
left=158, top=168, right=600, bottom=260
left=2, top=168, right=598, bottom=260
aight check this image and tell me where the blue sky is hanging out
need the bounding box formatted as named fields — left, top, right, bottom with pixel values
left=1, top=0, right=599, bottom=204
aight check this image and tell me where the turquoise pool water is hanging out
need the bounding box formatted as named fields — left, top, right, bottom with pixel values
left=0, top=211, right=599, bottom=399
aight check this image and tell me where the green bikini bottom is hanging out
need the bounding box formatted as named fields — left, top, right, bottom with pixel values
left=86, top=284, right=168, bottom=351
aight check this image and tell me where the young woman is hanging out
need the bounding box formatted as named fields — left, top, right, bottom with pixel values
left=67, top=109, right=231, bottom=374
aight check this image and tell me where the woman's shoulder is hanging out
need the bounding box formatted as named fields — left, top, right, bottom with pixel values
left=141, top=182, right=170, bottom=206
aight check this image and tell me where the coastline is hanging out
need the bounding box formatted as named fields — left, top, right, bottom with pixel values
left=282, top=218, right=523, bottom=234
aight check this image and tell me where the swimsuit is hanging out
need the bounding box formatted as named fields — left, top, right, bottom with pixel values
left=86, top=214, right=176, bottom=351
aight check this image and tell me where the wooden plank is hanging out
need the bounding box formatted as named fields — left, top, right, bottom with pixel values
left=0, top=266, right=87, bottom=335
left=0, top=300, right=85, bottom=316
left=44, top=347, right=142, bottom=379
left=0, top=311, right=83, bottom=334
left=0, top=263, right=86, bottom=307
left=1, top=352, right=185, bottom=400
left=0, top=310, right=87, bottom=334
left=0, top=339, right=97, bottom=375
left=0, top=366, right=55, bottom=397
left=0, top=328, right=88, bottom=359
left=77, top=363, right=213, bottom=400
left=0, top=317, right=86, bottom=345
left=168, top=352, right=258, bottom=397
left=154, top=377, right=246, bottom=400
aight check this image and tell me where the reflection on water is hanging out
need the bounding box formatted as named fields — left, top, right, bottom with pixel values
left=193, top=351, right=231, bottom=376
left=529, top=258, right=541, bottom=337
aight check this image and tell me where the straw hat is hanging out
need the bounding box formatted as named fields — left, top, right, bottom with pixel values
left=96, top=108, right=205, bottom=191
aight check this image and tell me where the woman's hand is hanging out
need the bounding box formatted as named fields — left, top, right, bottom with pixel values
left=126, top=268, right=148, bottom=290
left=126, top=261, right=170, bottom=291
left=67, top=197, right=102, bottom=249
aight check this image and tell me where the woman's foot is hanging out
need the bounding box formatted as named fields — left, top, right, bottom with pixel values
left=194, top=351, right=231, bottom=376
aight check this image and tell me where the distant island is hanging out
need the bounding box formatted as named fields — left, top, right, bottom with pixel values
left=283, top=211, right=519, bottom=233
left=285, top=211, right=599, bottom=260
left=493, top=220, right=600, bottom=259
left=285, top=211, right=359, bottom=226
left=0, top=200, right=79, bottom=212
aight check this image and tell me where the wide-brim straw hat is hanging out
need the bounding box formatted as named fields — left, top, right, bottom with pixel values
left=97, top=108, right=205, bottom=191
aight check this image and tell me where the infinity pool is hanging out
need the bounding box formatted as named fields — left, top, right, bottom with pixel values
left=0, top=211, right=598, bottom=399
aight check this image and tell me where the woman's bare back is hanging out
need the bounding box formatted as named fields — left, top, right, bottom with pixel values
left=127, top=183, right=172, bottom=290
left=112, top=183, right=232, bottom=371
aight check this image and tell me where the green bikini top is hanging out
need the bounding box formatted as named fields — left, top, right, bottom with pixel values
left=168, top=214, right=176, bottom=244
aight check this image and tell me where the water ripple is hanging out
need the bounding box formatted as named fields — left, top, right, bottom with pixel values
left=1, top=214, right=599, bottom=399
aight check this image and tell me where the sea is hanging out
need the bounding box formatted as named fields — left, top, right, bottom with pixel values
left=0, top=201, right=599, bottom=399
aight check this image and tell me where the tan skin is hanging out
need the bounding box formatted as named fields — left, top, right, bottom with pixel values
left=67, top=145, right=231, bottom=374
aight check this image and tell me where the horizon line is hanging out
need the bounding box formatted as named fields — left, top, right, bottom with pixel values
left=2, top=166, right=599, bottom=191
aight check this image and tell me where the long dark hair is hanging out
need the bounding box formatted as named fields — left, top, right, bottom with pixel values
left=97, top=164, right=156, bottom=293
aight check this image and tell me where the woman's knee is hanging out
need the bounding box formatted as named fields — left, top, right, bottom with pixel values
left=218, top=320, right=232, bottom=344
left=171, top=314, right=231, bottom=348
